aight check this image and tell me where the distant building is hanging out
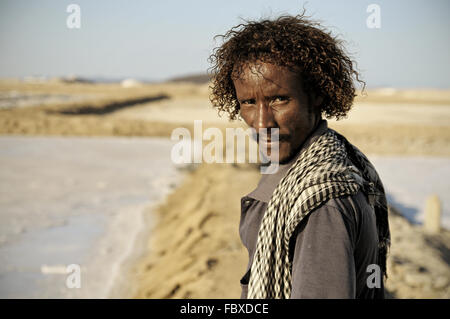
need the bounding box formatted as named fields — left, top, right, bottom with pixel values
left=121, top=78, right=142, bottom=88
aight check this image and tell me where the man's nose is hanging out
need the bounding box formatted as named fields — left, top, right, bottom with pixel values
left=254, top=101, right=276, bottom=130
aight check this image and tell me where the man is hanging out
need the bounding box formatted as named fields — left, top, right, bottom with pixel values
left=209, top=15, right=390, bottom=299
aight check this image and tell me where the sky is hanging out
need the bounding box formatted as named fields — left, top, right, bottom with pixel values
left=0, top=0, right=449, bottom=88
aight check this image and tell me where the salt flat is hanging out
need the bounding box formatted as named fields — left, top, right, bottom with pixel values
left=369, top=156, right=450, bottom=230
left=0, top=136, right=181, bottom=298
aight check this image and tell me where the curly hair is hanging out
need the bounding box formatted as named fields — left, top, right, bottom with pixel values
left=208, top=14, right=365, bottom=121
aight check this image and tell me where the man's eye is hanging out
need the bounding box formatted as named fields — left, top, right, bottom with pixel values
left=241, top=99, right=255, bottom=105
left=273, top=96, right=289, bottom=102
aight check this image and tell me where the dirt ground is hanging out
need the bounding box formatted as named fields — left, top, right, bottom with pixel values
left=1, top=80, right=449, bottom=298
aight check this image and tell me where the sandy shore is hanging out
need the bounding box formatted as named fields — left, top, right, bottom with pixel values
left=131, top=164, right=257, bottom=298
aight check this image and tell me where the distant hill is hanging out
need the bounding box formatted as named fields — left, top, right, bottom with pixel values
left=167, top=73, right=211, bottom=84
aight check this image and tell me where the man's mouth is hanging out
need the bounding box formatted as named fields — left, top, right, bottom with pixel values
left=258, top=138, right=283, bottom=152
left=257, top=134, right=289, bottom=144
left=260, top=139, right=277, bottom=145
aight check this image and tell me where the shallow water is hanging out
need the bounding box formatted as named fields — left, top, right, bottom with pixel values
left=0, top=136, right=182, bottom=298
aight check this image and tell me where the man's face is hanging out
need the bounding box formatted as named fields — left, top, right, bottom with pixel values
left=233, top=62, right=320, bottom=164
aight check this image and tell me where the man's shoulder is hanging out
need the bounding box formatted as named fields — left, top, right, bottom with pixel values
left=298, top=190, right=372, bottom=245
left=321, top=190, right=371, bottom=223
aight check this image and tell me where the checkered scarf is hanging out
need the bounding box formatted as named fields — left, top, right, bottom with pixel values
left=247, top=128, right=390, bottom=299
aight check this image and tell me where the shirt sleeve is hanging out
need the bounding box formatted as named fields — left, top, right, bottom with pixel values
left=290, top=201, right=357, bottom=299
